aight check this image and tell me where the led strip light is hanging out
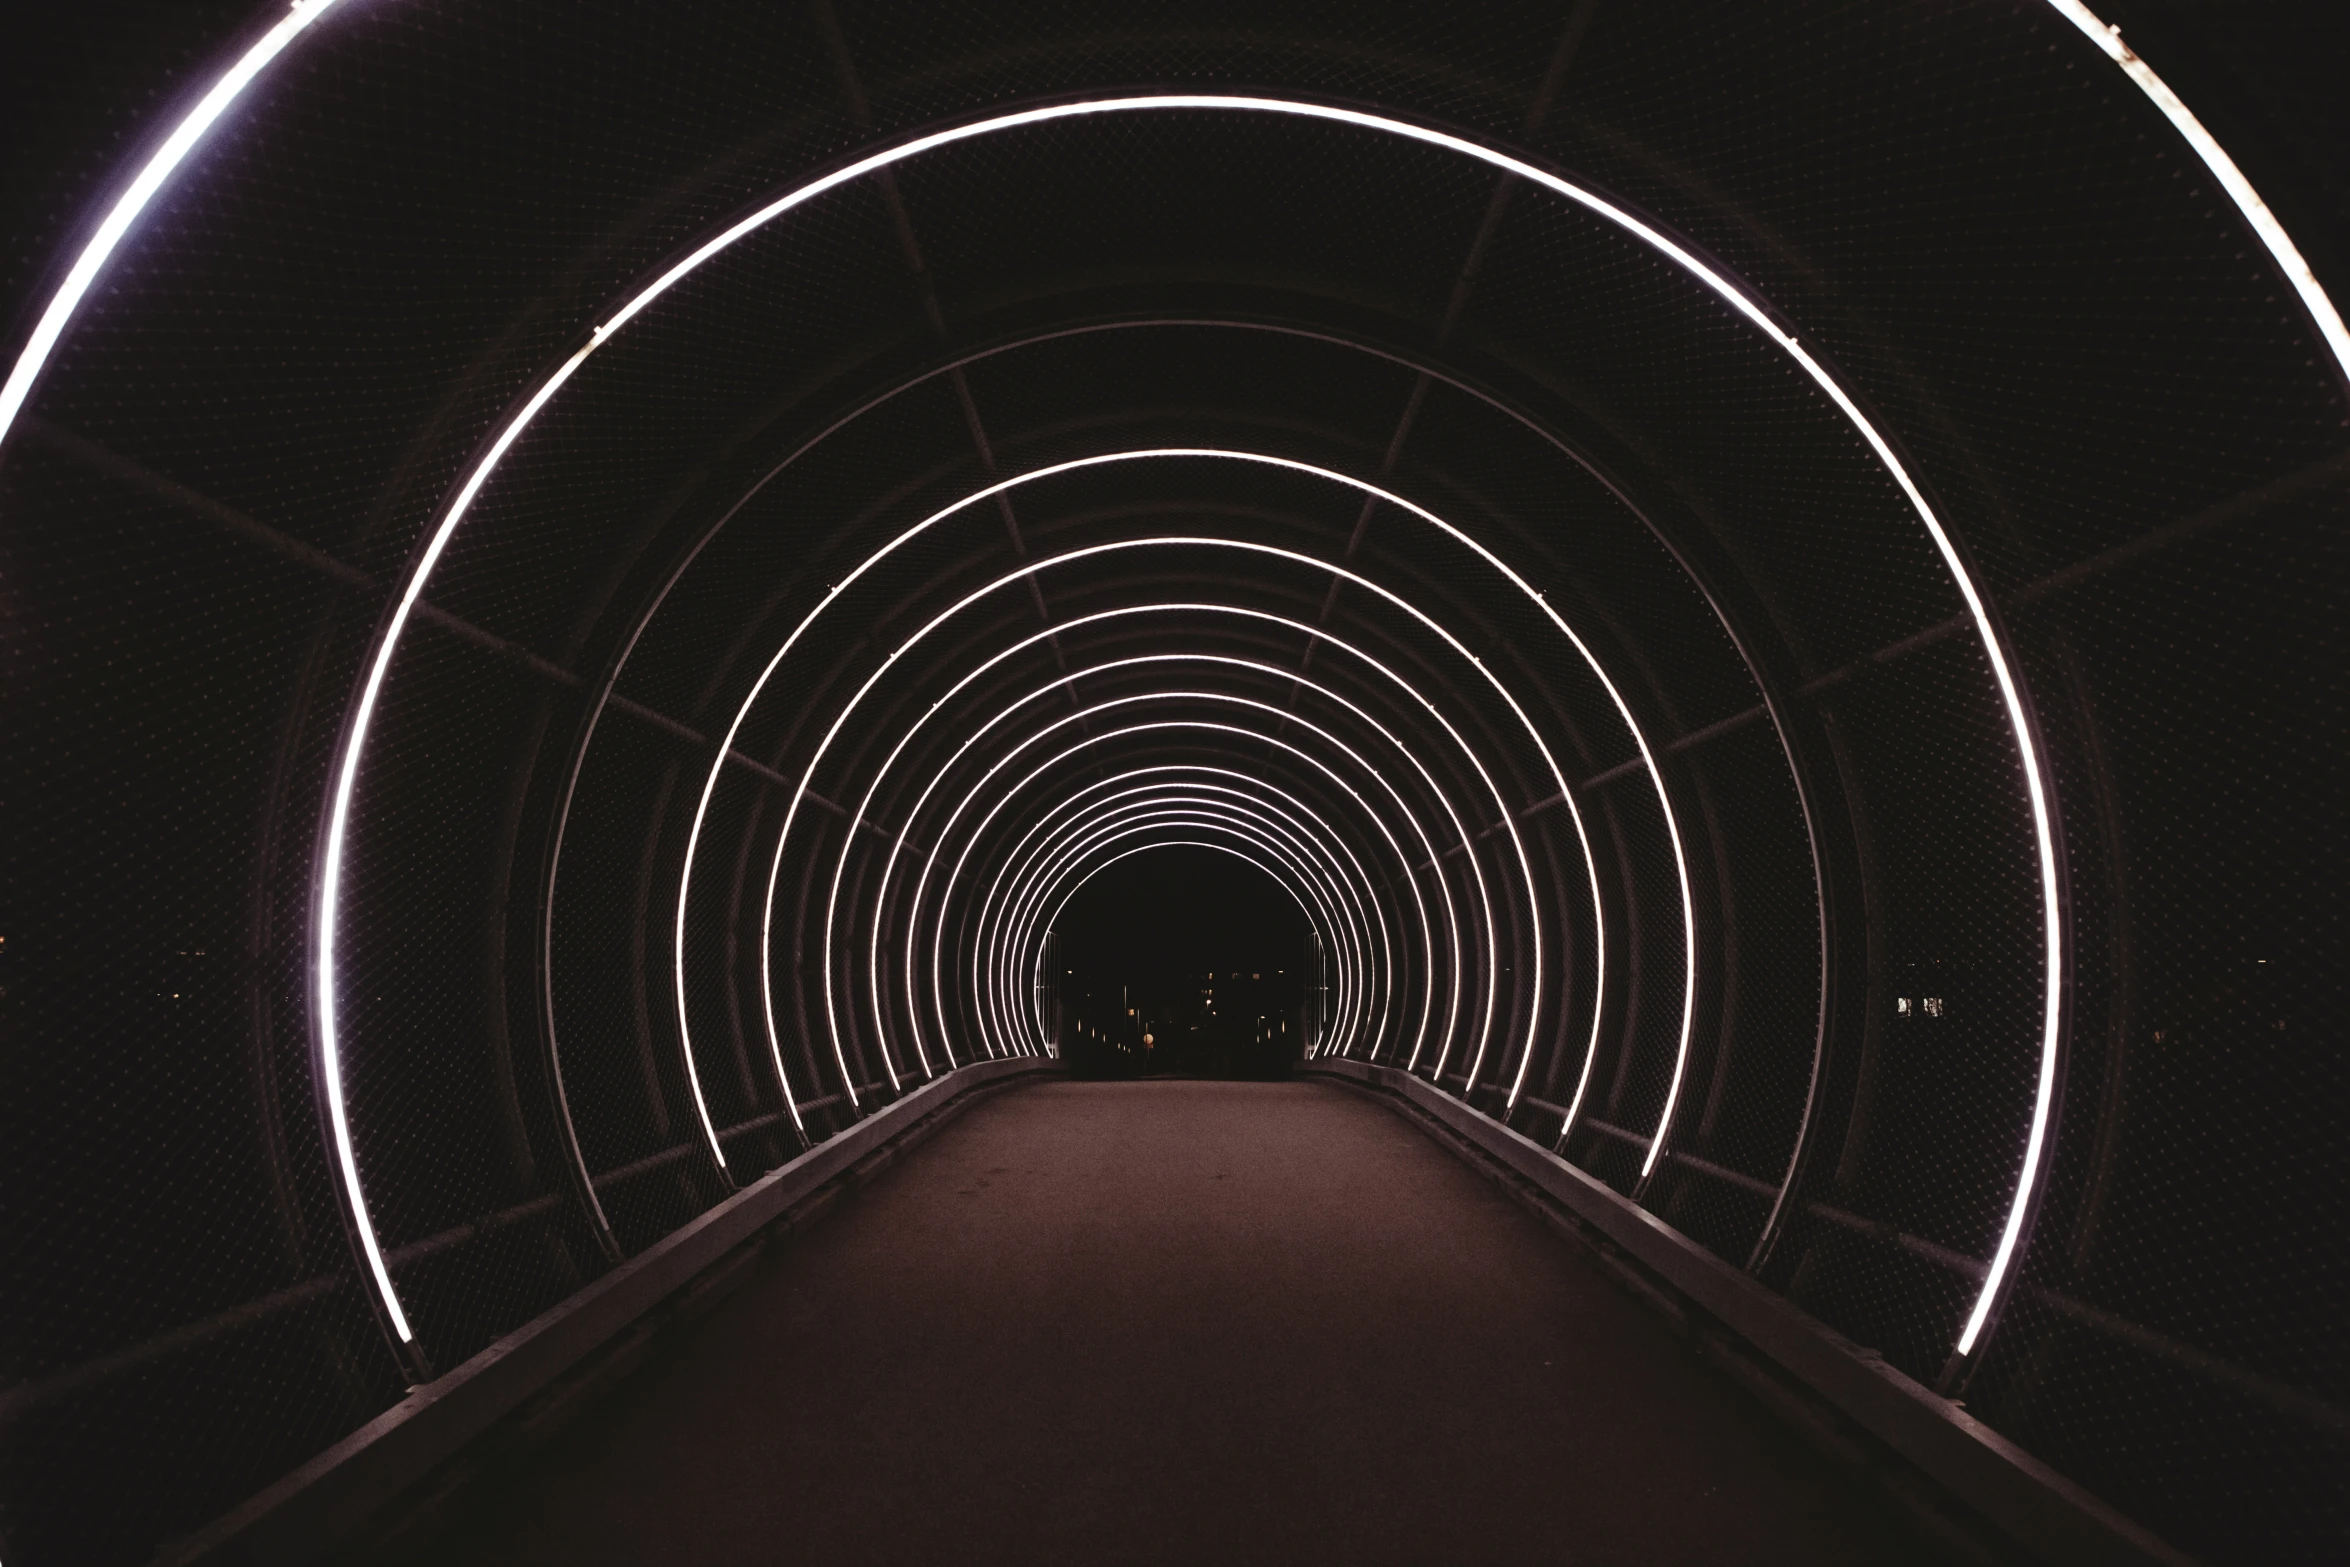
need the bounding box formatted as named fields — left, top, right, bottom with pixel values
left=1002, top=794, right=1374, bottom=1057
left=0, top=0, right=350, bottom=451
left=0, top=0, right=2324, bottom=1368
left=837, top=642, right=1443, bottom=1083
left=908, top=697, right=1450, bottom=1086
left=975, top=791, right=1373, bottom=1060
left=799, top=624, right=1486, bottom=1098
left=906, top=718, right=1434, bottom=1074
left=726, top=469, right=1626, bottom=1144
left=2046, top=1, right=2350, bottom=380
left=0, top=0, right=2321, bottom=1372
left=898, top=654, right=1485, bottom=1072
left=994, top=805, right=1368, bottom=1059
left=1013, top=812, right=1367, bottom=1061
left=828, top=603, right=1493, bottom=1089
left=782, top=508, right=1599, bottom=1098
left=786, top=546, right=1596, bottom=1128
left=953, top=762, right=1411, bottom=1067
left=1033, top=837, right=1334, bottom=1056
left=281, top=83, right=2270, bottom=1349
left=1017, top=818, right=1352, bottom=1058
left=981, top=790, right=1379, bottom=1059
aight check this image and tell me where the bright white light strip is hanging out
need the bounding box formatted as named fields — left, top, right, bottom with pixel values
left=1035, top=836, right=1331, bottom=1049
left=2045, top=1, right=2350, bottom=383
left=961, top=762, right=1410, bottom=1065
left=1016, top=818, right=1353, bottom=1057
left=995, top=804, right=1365, bottom=1058
left=808, top=627, right=1479, bottom=1094
left=308, top=95, right=2072, bottom=1355
left=0, top=0, right=348, bottom=452
left=1991, top=11, right=2350, bottom=1352
left=913, top=697, right=1448, bottom=1075
left=1011, top=807, right=1369, bottom=1059
left=983, top=788, right=1378, bottom=1058
left=976, top=793, right=1368, bottom=1059
left=974, top=767, right=1402, bottom=1066
left=965, top=735, right=1389, bottom=1067
left=805, top=512, right=1581, bottom=1087
left=833, top=603, right=1483, bottom=1089
left=909, top=714, right=1438, bottom=1076
left=738, top=508, right=1604, bottom=1125
left=943, top=654, right=1474, bottom=1065
left=0, top=0, right=397, bottom=1331
left=998, top=791, right=1374, bottom=1055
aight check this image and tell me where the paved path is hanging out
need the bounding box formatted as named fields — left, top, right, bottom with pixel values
left=437, top=1079, right=1916, bottom=1564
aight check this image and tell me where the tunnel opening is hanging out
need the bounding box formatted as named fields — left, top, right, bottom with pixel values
left=1052, top=845, right=1308, bottom=1081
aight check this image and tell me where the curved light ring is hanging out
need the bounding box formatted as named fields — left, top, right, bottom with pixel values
left=997, top=792, right=1376, bottom=1056
left=1038, top=832, right=1339, bottom=1050
left=747, top=514, right=1592, bottom=1120
left=1010, top=807, right=1370, bottom=1060
left=1039, top=837, right=1337, bottom=1053
left=820, top=648, right=1462, bottom=1092
left=17, top=0, right=2318, bottom=1366
left=985, top=782, right=1389, bottom=1062
left=738, top=479, right=1610, bottom=1114
left=0, top=0, right=351, bottom=452
left=953, top=761, right=1416, bottom=1068
left=918, top=697, right=1444, bottom=1074
left=978, top=793, right=1372, bottom=1061
left=909, top=712, right=1441, bottom=1083
left=777, top=519, right=1514, bottom=1112
left=2047, top=2, right=2350, bottom=381
left=1030, top=816, right=1366, bottom=1057
left=306, top=95, right=2082, bottom=1354
left=983, top=789, right=1380, bottom=1060
left=840, top=603, right=1492, bottom=1086
left=0, top=0, right=394, bottom=1334
left=1013, top=817, right=1356, bottom=1058
left=818, top=584, right=1570, bottom=1117
left=968, top=779, right=1374, bottom=1063
left=831, top=563, right=1485, bottom=1090
left=939, top=654, right=1476, bottom=1070
left=995, top=804, right=1369, bottom=1059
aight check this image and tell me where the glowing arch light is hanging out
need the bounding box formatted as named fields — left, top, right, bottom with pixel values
left=1018, top=822, right=1353, bottom=1056
left=765, top=530, right=1603, bottom=1140
left=902, top=718, right=1440, bottom=1075
left=1032, top=835, right=1333, bottom=1049
left=0, top=0, right=350, bottom=453
left=999, top=795, right=1374, bottom=1055
left=997, top=807, right=1366, bottom=1057
left=951, top=762, right=1413, bottom=1067
left=904, top=697, right=1453, bottom=1082
left=725, top=466, right=1623, bottom=1135
left=820, top=604, right=1498, bottom=1089
left=2046, top=1, right=2350, bottom=381
left=309, top=93, right=2119, bottom=1356
left=848, top=652, right=1491, bottom=1077
left=982, top=790, right=1381, bottom=1058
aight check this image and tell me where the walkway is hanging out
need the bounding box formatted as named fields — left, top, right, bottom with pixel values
left=435, top=1079, right=1916, bottom=1564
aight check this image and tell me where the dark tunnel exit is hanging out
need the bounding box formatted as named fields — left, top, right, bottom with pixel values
left=1051, top=846, right=1309, bottom=1080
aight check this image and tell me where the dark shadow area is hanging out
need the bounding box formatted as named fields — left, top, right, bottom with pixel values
left=1054, top=846, right=1307, bottom=1081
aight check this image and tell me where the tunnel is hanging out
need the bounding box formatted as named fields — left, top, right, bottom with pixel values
left=1, top=3, right=2341, bottom=1562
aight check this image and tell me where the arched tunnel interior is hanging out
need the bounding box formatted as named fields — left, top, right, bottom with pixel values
left=1054, top=847, right=1309, bottom=1079
left=1, top=2, right=2342, bottom=1562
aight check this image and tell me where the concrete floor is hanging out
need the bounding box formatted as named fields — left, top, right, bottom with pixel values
left=435, top=1079, right=1919, bottom=1565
